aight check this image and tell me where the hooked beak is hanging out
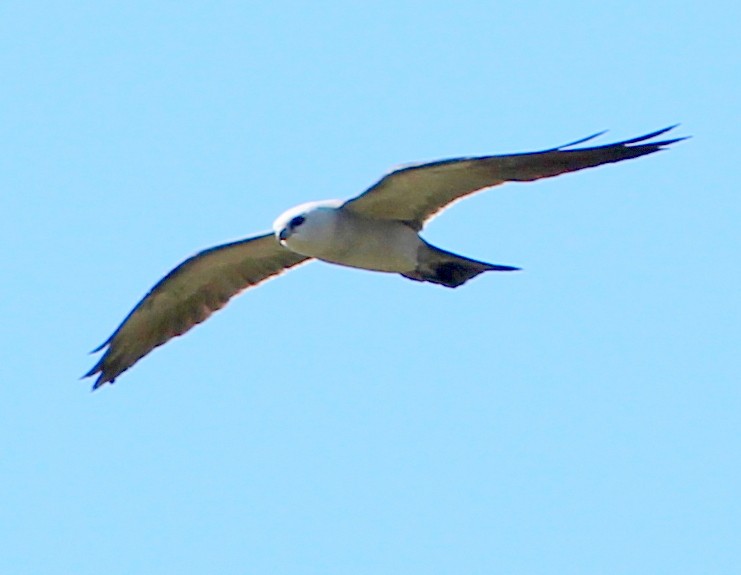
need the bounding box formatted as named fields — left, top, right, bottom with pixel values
left=278, top=227, right=290, bottom=242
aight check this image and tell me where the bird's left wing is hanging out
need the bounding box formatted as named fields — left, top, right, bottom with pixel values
left=85, top=233, right=310, bottom=390
left=342, top=126, right=685, bottom=231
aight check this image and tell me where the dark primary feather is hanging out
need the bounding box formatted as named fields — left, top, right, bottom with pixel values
left=84, top=233, right=309, bottom=390
left=342, top=126, right=686, bottom=230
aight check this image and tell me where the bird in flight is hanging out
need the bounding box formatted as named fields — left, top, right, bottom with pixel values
left=85, top=126, right=684, bottom=389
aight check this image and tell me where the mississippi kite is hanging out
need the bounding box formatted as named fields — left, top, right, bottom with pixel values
left=85, top=126, right=684, bottom=389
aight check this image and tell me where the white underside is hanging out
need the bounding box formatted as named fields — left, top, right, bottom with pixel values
left=280, top=207, right=422, bottom=273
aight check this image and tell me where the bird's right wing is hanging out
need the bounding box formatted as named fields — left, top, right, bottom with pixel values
left=85, top=233, right=310, bottom=389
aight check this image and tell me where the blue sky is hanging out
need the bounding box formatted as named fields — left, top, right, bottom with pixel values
left=1, top=2, right=739, bottom=574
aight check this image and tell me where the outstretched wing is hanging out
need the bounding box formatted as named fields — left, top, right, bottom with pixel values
left=84, top=233, right=310, bottom=390
left=342, top=126, right=685, bottom=231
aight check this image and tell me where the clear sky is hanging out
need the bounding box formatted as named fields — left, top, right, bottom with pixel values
left=1, top=2, right=739, bottom=574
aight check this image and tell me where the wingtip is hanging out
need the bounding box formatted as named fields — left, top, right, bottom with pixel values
left=81, top=356, right=114, bottom=391
left=653, top=136, right=690, bottom=149
left=619, top=125, right=687, bottom=146
left=554, top=130, right=609, bottom=150
left=81, top=363, right=101, bottom=380
left=90, top=375, right=114, bottom=392
left=90, top=339, right=110, bottom=354
left=557, top=124, right=688, bottom=151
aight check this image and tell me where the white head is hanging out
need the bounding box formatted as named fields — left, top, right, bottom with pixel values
left=272, top=199, right=344, bottom=257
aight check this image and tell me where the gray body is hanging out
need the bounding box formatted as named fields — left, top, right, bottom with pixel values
left=274, top=201, right=514, bottom=286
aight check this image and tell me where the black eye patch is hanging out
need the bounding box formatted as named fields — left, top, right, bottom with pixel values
left=290, top=215, right=306, bottom=228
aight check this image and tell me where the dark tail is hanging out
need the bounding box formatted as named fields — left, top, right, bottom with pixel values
left=402, top=243, right=519, bottom=288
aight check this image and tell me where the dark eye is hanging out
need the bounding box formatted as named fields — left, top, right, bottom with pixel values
left=289, top=215, right=305, bottom=228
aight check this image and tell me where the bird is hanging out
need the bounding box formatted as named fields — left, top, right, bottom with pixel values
left=84, top=126, right=685, bottom=389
